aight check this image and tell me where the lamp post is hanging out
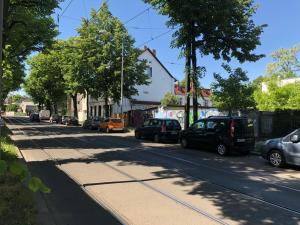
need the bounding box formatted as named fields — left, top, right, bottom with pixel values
left=120, top=39, right=124, bottom=118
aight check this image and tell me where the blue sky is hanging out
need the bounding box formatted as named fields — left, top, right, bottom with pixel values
left=53, top=0, right=300, bottom=88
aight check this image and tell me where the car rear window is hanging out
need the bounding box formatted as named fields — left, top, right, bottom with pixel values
left=234, top=118, right=254, bottom=137
left=111, top=119, right=122, bottom=123
left=165, top=120, right=180, bottom=127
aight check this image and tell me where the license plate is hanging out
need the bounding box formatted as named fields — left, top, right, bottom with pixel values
left=171, top=131, right=178, bottom=135
left=237, top=139, right=246, bottom=142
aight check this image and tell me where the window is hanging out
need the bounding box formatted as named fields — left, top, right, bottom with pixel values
left=179, top=98, right=183, bottom=105
left=166, top=120, right=180, bottom=127
left=94, top=106, right=97, bottom=117
left=146, top=67, right=152, bottom=78
left=207, top=121, right=217, bottom=130
left=149, top=119, right=162, bottom=127
left=90, top=106, right=93, bottom=117
left=192, top=120, right=205, bottom=129
left=143, top=120, right=150, bottom=126
left=98, top=105, right=102, bottom=117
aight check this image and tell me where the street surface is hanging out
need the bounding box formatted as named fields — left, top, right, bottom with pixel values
left=5, top=116, right=300, bottom=225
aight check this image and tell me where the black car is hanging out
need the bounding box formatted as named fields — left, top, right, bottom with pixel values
left=66, top=116, right=79, bottom=126
left=50, top=114, right=62, bottom=123
left=29, top=113, right=40, bottom=122
left=180, top=116, right=255, bottom=156
left=261, top=129, right=300, bottom=167
left=135, top=118, right=182, bottom=142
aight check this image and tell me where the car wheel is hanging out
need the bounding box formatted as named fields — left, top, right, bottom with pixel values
left=269, top=150, right=285, bottom=167
left=106, top=127, right=110, bottom=133
left=181, top=138, right=189, bottom=148
left=135, top=131, right=141, bottom=139
left=216, top=143, right=228, bottom=156
left=154, top=134, right=160, bottom=143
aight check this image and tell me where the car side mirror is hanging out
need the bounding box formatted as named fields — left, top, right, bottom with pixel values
left=290, top=134, right=300, bottom=143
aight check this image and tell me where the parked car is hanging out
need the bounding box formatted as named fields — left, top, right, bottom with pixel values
left=99, top=118, right=124, bottom=133
left=61, top=116, right=70, bottom=125
left=83, top=117, right=104, bottom=130
left=50, top=114, right=61, bottom=123
left=261, top=129, right=300, bottom=167
left=65, top=116, right=79, bottom=126
left=29, top=113, right=40, bottom=122
left=39, top=110, right=50, bottom=120
left=180, top=116, right=255, bottom=156
left=135, top=118, right=182, bottom=142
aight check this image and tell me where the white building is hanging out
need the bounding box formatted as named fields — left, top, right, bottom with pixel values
left=69, top=47, right=177, bottom=122
left=262, top=77, right=300, bottom=92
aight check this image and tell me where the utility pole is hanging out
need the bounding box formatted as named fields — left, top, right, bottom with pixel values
left=120, top=39, right=124, bottom=118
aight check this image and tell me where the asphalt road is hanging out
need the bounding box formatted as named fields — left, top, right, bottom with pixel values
left=5, top=116, right=300, bottom=225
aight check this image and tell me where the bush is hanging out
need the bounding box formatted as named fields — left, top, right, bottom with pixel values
left=5, top=104, right=19, bottom=112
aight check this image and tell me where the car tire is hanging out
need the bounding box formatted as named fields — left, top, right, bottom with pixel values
left=268, top=150, right=285, bottom=167
left=106, top=127, right=110, bottom=133
left=216, top=143, right=228, bottom=156
left=135, top=131, right=141, bottom=139
left=181, top=138, right=189, bottom=148
left=154, top=134, right=160, bottom=143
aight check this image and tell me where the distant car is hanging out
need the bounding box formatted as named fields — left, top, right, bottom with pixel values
left=65, top=116, right=79, bottom=126
left=50, top=114, right=61, bottom=123
left=29, top=113, right=40, bottom=122
left=180, top=116, right=255, bottom=156
left=99, top=118, right=124, bottom=133
left=261, top=129, right=300, bottom=167
left=83, top=117, right=104, bottom=130
left=39, top=110, right=50, bottom=120
left=135, top=118, right=182, bottom=143
left=61, top=116, right=70, bottom=125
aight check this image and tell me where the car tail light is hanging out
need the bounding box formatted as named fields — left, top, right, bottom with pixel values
left=230, top=120, right=235, bottom=138
left=161, top=122, right=167, bottom=133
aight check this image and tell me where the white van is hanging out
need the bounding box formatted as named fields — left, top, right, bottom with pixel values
left=39, top=110, right=50, bottom=120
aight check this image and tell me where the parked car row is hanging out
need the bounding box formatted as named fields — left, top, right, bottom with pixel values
left=83, top=117, right=125, bottom=133
left=134, top=116, right=300, bottom=168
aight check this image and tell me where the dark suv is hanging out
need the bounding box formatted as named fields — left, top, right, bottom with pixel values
left=180, top=116, right=255, bottom=156
left=135, top=118, right=182, bottom=142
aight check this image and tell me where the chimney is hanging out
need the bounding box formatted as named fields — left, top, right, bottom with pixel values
left=152, top=49, right=156, bottom=56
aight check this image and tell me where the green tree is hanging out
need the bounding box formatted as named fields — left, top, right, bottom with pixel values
left=25, top=51, right=66, bottom=113
left=56, top=38, right=87, bottom=118
left=161, top=92, right=180, bottom=107
left=267, top=45, right=300, bottom=79
left=211, top=65, right=254, bottom=115
left=77, top=3, right=149, bottom=117
left=5, top=104, right=18, bottom=112
left=144, top=0, right=265, bottom=127
left=1, top=0, right=61, bottom=106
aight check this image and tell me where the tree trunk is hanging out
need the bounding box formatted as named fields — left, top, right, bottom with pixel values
left=71, top=94, right=78, bottom=118
left=184, top=41, right=192, bottom=129
left=191, top=36, right=198, bottom=123
left=104, top=96, right=109, bottom=118
left=53, top=103, right=58, bottom=114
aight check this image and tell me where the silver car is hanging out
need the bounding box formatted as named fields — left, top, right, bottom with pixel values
left=261, top=129, right=300, bottom=167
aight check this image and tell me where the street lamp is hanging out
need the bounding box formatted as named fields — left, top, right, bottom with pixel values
left=120, top=39, right=124, bottom=118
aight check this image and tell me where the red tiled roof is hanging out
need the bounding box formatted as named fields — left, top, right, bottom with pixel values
left=174, top=84, right=212, bottom=97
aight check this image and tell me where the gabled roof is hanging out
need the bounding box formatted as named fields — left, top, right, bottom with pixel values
left=174, top=84, right=212, bottom=97
left=142, top=47, right=178, bottom=82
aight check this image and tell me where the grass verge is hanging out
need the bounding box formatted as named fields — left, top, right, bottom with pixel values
left=0, top=125, right=37, bottom=225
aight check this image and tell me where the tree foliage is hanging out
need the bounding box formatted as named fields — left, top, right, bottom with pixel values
left=211, top=65, right=254, bottom=113
left=144, top=0, right=265, bottom=125
left=253, top=45, right=300, bottom=111
left=77, top=3, right=149, bottom=116
left=25, top=50, right=66, bottom=112
left=161, top=92, right=180, bottom=107
left=1, top=0, right=61, bottom=103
